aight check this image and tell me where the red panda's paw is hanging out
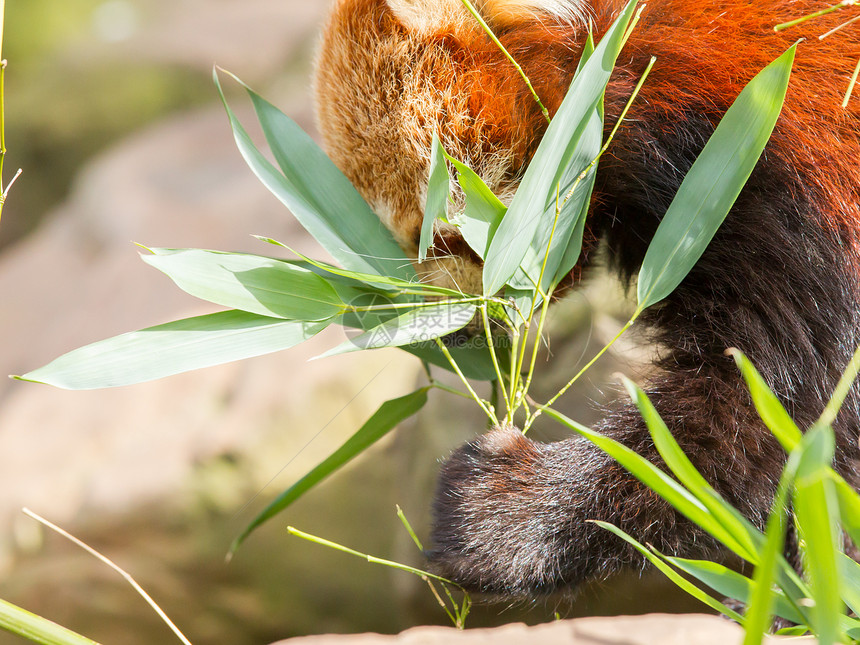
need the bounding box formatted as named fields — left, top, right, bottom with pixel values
left=428, top=425, right=578, bottom=596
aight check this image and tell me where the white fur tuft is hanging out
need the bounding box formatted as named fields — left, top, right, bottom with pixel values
left=480, top=0, right=591, bottom=25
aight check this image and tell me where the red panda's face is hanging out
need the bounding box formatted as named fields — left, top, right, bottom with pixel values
left=315, top=0, right=586, bottom=293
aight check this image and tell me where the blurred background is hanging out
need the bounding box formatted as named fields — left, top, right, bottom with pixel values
left=0, top=1, right=698, bottom=643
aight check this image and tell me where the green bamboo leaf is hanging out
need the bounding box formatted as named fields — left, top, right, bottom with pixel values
left=666, top=556, right=805, bottom=625
left=419, top=133, right=451, bottom=263
left=481, top=0, right=637, bottom=295
left=16, top=311, right=330, bottom=390
left=838, top=553, right=860, bottom=617
left=793, top=423, right=843, bottom=645
left=443, top=149, right=506, bottom=261
left=832, top=474, right=860, bottom=546
left=621, top=376, right=760, bottom=561
left=743, top=447, right=803, bottom=645
left=402, top=337, right=510, bottom=382
left=256, top=237, right=460, bottom=298
left=819, top=343, right=860, bottom=428
left=318, top=302, right=477, bottom=358
left=542, top=407, right=742, bottom=550
left=143, top=248, right=347, bottom=321
left=0, top=597, right=101, bottom=645
left=214, top=69, right=414, bottom=281
left=636, top=45, right=796, bottom=311
left=231, top=389, right=428, bottom=551
left=594, top=521, right=745, bottom=622
left=728, top=349, right=802, bottom=452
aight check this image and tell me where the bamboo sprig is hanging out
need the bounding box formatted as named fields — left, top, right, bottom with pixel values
left=287, top=525, right=471, bottom=628
left=458, top=0, right=551, bottom=123
left=23, top=508, right=193, bottom=645
left=775, top=0, right=858, bottom=32
left=844, top=57, right=860, bottom=107
left=434, top=336, right=498, bottom=424
left=0, top=0, right=19, bottom=225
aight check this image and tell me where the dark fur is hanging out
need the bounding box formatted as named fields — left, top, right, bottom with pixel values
left=315, top=0, right=860, bottom=598
left=429, top=23, right=860, bottom=597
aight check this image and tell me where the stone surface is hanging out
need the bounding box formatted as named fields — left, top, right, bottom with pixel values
left=271, top=614, right=814, bottom=645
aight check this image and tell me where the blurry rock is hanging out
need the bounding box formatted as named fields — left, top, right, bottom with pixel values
left=270, top=614, right=810, bottom=645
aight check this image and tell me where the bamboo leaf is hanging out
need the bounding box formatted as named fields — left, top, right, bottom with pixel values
left=743, top=447, right=803, bottom=644
left=0, top=597, right=101, bottom=645
left=402, top=337, right=510, bottom=382
left=443, top=150, right=506, bottom=261
left=16, top=311, right=331, bottom=390
left=143, top=248, right=347, bottom=321
left=256, top=237, right=459, bottom=298
left=542, top=407, right=743, bottom=550
left=594, top=521, right=745, bottom=622
left=232, top=389, right=428, bottom=551
left=636, top=45, right=796, bottom=311
left=481, top=0, right=637, bottom=295
left=214, top=69, right=414, bottom=281
left=318, top=302, right=477, bottom=357
left=728, top=349, right=802, bottom=452
left=419, top=133, right=451, bottom=262
left=832, top=474, right=860, bottom=546
left=793, top=423, right=843, bottom=644
left=621, top=376, right=760, bottom=562
left=666, top=556, right=805, bottom=625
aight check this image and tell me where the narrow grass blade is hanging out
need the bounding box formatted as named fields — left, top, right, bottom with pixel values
left=542, top=407, right=745, bottom=552
left=17, top=311, right=330, bottom=390
left=818, top=342, right=860, bottom=428
left=637, top=45, right=796, bottom=311
left=443, top=150, right=506, bottom=261
left=143, top=248, right=347, bottom=321
left=793, top=423, right=843, bottom=644
left=621, top=376, right=760, bottom=561
left=232, top=389, right=428, bottom=551
left=481, top=0, right=637, bottom=295
left=832, top=474, right=860, bottom=546
left=403, top=337, right=510, bottom=382
left=743, top=447, right=803, bottom=645
left=214, top=69, right=414, bottom=281
left=318, top=302, right=477, bottom=358
left=838, top=554, right=860, bottom=617
left=667, top=556, right=805, bottom=625
left=0, top=598, right=100, bottom=645
left=420, top=133, right=451, bottom=262
left=594, top=521, right=745, bottom=622
left=728, top=349, right=802, bottom=451
left=257, top=238, right=458, bottom=298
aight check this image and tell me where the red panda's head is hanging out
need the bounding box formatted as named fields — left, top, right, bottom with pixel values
left=314, top=0, right=589, bottom=293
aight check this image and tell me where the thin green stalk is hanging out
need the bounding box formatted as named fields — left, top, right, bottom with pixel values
left=458, top=0, right=551, bottom=123
left=0, top=598, right=101, bottom=645
left=775, top=0, right=853, bottom=31
left=844, top=57, right=860, bottom=108
left=348, top=296, right=483, bottom=314
left=506, top=327, right=522, bottom=423
left=395, top=505, right=424, bottom=550
left=429, top=379, right=475, bottom=401
left=515, top=191, right=563, bottom=424
left=23, top=509, right=192, bottom=645
left=620, top=2, right=646, bottom=49
left=287, top=526, right=458, bottom=586
left=819, top=11, right=860, bottom=39
left=542, top=318, right=635, bottom=411
left=434, top=337, right=498, bottom=424
left=481, top=303, right=509, bottom=403
left=818, top=343, right=860, bottom=427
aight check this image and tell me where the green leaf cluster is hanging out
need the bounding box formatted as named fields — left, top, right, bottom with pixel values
left=12, top=1, right=807, bottom=626
left=546, top=345, right=860, bottom=644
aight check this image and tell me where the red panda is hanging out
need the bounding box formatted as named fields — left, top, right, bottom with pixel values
left=314, top=0, right=860, bottom=595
